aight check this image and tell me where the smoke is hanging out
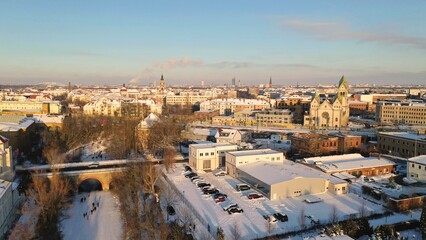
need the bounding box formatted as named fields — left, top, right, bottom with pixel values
left=129, top=56, right=203, bottom=84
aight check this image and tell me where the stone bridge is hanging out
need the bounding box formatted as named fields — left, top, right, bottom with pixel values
left=41, top=168, right=126, bottom=191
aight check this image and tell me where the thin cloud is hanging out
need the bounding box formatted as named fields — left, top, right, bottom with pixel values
left=281, top=19, right=426, bottom=49
left=207, top=61, right=318, bottom=69
left=130, top=56, right=203, bottom=84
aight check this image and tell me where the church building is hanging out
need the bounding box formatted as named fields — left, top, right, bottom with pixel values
left=304, top=76, right=349, bottom=129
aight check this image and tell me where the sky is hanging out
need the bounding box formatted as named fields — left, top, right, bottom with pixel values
left=1, top=1, right=426, bottom=86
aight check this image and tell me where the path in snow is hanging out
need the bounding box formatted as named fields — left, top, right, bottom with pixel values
left=61, top=191, right=123, bottom=240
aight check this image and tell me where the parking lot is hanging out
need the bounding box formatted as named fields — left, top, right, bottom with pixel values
left=165, top=164, right=386, bottom=239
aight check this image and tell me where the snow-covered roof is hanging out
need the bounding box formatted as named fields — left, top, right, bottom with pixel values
left=305, top=154, right=395, bottom=173
left=378, top=132, right=426, bottom=141
left=408, top=155, right=426, bottom=165
left=0, top=118, right=35, bottom=132
left=138, top=113, right=159, bottom=128
left=227, top=149, right=281, bottom=157
left=237, top=160, right=347, bottom=185
left=190, top=143, right=236, bottom=149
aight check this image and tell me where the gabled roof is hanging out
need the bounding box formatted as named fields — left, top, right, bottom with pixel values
left=0, top=135, right=9, bottom=143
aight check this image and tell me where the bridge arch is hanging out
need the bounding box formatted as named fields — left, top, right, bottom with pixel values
left=78, top=178, right=104, bottom=192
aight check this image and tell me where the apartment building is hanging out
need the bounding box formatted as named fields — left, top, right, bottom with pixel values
left=375, top=100, right=426, bottom=125
left=165, top=94, right=211, bottom=106
left=200, top=98, right=270, bottom=115
left=0, top=100, right=62, bottom=115
left=378, top=132, right=426, bottom=158
left=255, top=109, right=293, bottom=128
left=360, top=93, right=406, bottom=104
left=189, top=143, right=237, bottom=170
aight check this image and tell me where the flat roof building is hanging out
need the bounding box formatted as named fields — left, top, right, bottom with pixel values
left=237, top=160, right=348, bottom=200
left=304, top=153, right=395, bottom=177
left=225, top=149, right=284, bottom=177
left=407, top=155, right=426, bottom=183
left=189, top=143, right=238, bottom=171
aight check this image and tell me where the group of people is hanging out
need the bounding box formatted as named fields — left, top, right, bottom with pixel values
left=81, top=193, right=101, bottom=220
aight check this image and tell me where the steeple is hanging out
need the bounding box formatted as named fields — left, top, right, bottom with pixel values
left=338, top=75, right=348, bottom=89
left=159, top=74, right=165, bottom=93
left=269, top=77, right=272, bottom=88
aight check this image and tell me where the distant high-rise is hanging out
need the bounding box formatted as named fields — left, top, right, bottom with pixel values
left=231, top=77, right=236, bottom=86
left=159, top=74, right=165, bottom=93
left=269, top=77, right=272, bottom=88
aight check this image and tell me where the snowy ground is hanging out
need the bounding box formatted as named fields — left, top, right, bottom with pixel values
left=165, top=164, right=387, bottom=240
left=61, top=191, right=123, bottom=240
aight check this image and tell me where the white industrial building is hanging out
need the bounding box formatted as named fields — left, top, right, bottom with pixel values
left=189, top=143, right=238, bottom=171
left=237, top=160, right=349, bottom=200
left=225, top=149, right=283, bottom=177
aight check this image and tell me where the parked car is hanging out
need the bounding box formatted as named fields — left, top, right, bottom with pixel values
left=273, top=213, right=288, bottom=222
left=263, top=215, right=277, bottom=223
left=190, top=176, right=201, bottom=181
left=192, top=178, right=205, bottom=184
left=213, top=193, right=228, bottom=199
left=166, top=205, right=176, bottom=215
left=227, top=207, right=244, bottom=214
left=203, top=188, right=219, bottom=195
left=215, top=196, right=226, bottom=203
left=364, top=177, right=375, bottom=182
left=184, top=166, right=192, bottom=172
left=222, top=203, right=238, bottom=211
left=214, top=170, right=227, bottom=176
left=197, top=182, right=211, bottom=188
left=185, top=172, right=197, bottom=178
left=236, top=184, right=251, bottom=191
left=247, top=193, right=264, bottom=199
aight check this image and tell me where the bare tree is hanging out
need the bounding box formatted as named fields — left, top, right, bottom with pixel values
left=29, top=170, right=73, bottom=239
left=148, top=117, right=184, bottom=156
left=159, top=179, right=179, bottom=208
left=179, top=206, right=195, bottom=235
left=229, top=221, right=241, bottom=240
left=142, top=164, right=162, bottom=202
left=329, top=204, right=338, bottom=224
left=164, top=147, right=177, bottom=173
left=299, top=208, right=306, bottom=230
left=7, top=200, right=38, bottom=240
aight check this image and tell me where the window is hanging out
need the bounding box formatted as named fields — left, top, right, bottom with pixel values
left=211, top=152, right=214, bottom=155
left=342, top=187, right=346, bottom=191
left=205, top=152, right=209, bottom=156
left=203, top=160, right=211, bottom=169
left=412, top=163, right=415, bottom=168
left=200, top=153, right=203, bottom=157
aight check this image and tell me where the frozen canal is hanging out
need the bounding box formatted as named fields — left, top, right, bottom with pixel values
left=61, top=191, right=123, bottom=240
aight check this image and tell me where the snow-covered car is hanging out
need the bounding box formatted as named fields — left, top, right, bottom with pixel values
left=263, top=215, right=277, bottom=223
left=215, top=196, right=226, bottom=203
left=247, top=193, right=263, bottom=199
left=214, top=171, right=227, bottom=177
left=273, top=213, right=288, bottom=222
left=236, top=184, right=250, bottom=192
left=222, top=203, right=238, bottom=211
left=227, top=207, right=244, bottom=215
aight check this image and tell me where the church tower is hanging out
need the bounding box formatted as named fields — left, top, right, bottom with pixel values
left=337, top=75, right=349, bottom=126
left=269, top=77, right=272, bottom=88
left=159, top=74, right=165, bottom=93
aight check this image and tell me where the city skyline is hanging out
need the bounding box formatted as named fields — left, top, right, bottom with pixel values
left=1, top=1, right=426, bottom=86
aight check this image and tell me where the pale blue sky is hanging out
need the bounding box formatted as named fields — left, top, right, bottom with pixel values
left=1, top=1, right=426, bottom=86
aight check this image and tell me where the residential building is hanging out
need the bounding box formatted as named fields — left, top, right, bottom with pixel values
left=407, top=155, right=426, bottom=183
left=304, top=76, right=350, bottom=128
left=200, top=98, right=270, bottom=115
left=359, top=93, right=407, bottom=104
left=236, top=160, right=348, bottom=200
left=0, top=100, right=62, bottom=115
left=255, top=109, right=294, bottom=128
left=375, top=100, right=426, bottom=125
left=214, top=129, right=243, bottom=144
left=1, top=179, right=23, bottom=240
left=378, top=132, right=426, bottom=158
left=189, top=143, right=237, bottom=170
left=304, top=153, right=395, bottom=177
left=225, top=149, right=283, bottom=177
left=0, top=135, right=14, bottom=177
